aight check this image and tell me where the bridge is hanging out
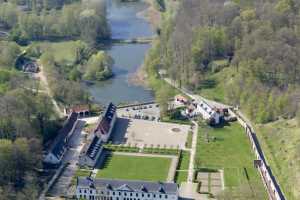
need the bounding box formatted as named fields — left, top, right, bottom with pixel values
left=110, top=37, right=155, bottom=44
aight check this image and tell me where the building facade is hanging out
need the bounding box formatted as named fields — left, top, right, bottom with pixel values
left=76, top=178, right=179, bottom=200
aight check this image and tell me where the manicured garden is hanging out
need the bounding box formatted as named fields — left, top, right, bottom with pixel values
left=175, top=151, right=190, bottom=184
left=96, top=154, right=171, bottom=181
left=195, top=122, right=265, bottom=189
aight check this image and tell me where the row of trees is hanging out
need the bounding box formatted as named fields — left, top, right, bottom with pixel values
left=0, top=0, right=110, bottom=46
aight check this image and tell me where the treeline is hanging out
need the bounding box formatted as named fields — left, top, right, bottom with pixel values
left=0, top=0, right=79, bottom=11
left=0, top=72, right=58, bottom=199
left=150, top=0, right=300, bottom=124
left=0, top=0, right=110, bottom=46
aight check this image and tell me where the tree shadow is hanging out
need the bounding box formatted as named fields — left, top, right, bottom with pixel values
left=199, top=79, right=217, bottom=89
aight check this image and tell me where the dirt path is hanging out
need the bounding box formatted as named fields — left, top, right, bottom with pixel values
left=35, top=61, right=65, bottom=117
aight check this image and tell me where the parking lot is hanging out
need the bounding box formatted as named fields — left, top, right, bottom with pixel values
left=111, top=117, right=190, bottom=149
left=117, top=103, right=160, bottom=121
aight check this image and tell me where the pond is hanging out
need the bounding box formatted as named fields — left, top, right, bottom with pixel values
left=88, top=0, right=155, bottom=105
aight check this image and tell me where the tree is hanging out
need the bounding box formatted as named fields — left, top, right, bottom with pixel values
left=0, top=41, right=20, bottom=67
left=155, top=85, right=173, bottom=116
left=83, top=51, right=113, bottom=81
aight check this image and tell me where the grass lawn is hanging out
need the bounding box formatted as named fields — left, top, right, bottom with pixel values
left=196, top=122, right=266, bottom=194
left=175, top=171, right=188, bottom=184
left=96, top=154, right=171, bottom=181
left=196, top=66, right=235, bottom=103
left=33, top=40, right=79, bottom=63
left=186, top=131, right=193, bottom=148
left=256, top=119, right=300, bottom=200
left=71, top=168, right=92, bottom=185
left=175, top=151, right=190, bottom=183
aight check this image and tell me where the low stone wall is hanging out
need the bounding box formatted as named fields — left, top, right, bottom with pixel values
left=228, top=109, right=286, bottom=200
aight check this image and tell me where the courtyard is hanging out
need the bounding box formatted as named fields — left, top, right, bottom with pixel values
left=111, top=117, right=190, bottom=148
left=96, top=153, right=174, bottom=182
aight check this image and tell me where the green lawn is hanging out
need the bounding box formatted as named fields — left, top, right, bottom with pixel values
left=196, top=66, right=235, bottom=103
left=33, top=40, right=79, bottom=63
left=256, top=119, right=300, bottom=200
left=96, top=154, right=171, bottom=181
left=175, top=151, right=190, bottom=183
left=186, top=131, right=193, bottom=148
left=196, top=122, right=266, bottom=191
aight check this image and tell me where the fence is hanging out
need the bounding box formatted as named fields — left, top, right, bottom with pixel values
left=228, top=109, right=286, bottom=200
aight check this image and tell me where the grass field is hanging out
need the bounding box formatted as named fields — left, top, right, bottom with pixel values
left=196, top=122, right=266, bottom=192
left=96, top=154, right=171, bottom=181
left=196, top=66, right=235, bottom=103
left=33, top=40, right=78, bottom=63
left=175, top=151, right=190, bottom=183
left=256, top=119, right=300, bottom=200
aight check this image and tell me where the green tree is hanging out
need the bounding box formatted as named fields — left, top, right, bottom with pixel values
left=83, top=51, right=113, bottom=81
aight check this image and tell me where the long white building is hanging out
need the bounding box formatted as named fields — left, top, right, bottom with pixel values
left=76, top=177, right=179, bottom=200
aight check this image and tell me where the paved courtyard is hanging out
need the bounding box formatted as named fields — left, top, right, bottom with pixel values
left=117, top=103, right=160, bottom=121
left=111, top=117, right=190, bottom=148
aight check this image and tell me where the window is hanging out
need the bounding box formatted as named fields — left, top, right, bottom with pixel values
left=85, top=190, right=87, bottom=193
left=136, top=193, right=138, bottom=197
left=142, top=194, right=144, bottom=197
left=147, top=194, right=150, bottom=198
left=165, top=195, right=168, bottom=198
left=124, top=193, right=127, bottom=196
left=113, top=192, right=115, bottom=195
left=153, top=194, right=156, bottom=198
left=90, top=190, right=93, bottom=194
left=159, top=195, right=162, bottom=198
left=130, top=193, right=133, bottom=196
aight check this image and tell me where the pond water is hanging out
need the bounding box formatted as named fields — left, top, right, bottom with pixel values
left=88, top=0, right=155, bottom=105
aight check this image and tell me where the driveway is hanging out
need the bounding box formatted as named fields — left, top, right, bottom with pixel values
left=47, top=120, right=86, bottom=197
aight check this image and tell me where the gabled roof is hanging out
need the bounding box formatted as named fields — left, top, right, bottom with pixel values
left=117, top=184, right=134, bottom=191
left=94, top=102, right=116, bottom=135
left=77, top=178, right=178, bottom=195
left=48, top=112, right=78, bottom=159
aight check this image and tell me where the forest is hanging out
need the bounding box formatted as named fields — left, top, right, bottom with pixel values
left=0, top=0, right=111, bottom=198
left=145, top=0, right=300, bottom=199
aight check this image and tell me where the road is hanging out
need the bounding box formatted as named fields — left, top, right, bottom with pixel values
left=164, top=78, right=230, bottom=109
left=40, top=120, right=86, bottom=199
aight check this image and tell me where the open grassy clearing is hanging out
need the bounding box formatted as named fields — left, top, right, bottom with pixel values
left=196, top=122, right=266, bottom=196
left=256, top=119, right=300, bottom=200
left=33, top=40, right=78, bottom=63
left=196, top=65, right=235, bottom=103
left=96, top=154, right=171, bottom=182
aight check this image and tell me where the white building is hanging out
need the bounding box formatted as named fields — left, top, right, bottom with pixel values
left=94, top=103, right=117, bottom=143
left=186, top=99, right=222, bottom=125
left=76, top=177, right=179, bottom=200
left=44, top=112, right=78, bottom=165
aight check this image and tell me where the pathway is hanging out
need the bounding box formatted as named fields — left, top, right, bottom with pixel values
left=34, top=61, right=64, bottom=117
left=187, top=121, right=198, bottom=182
left=44, top=120, right=86, bottom=198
